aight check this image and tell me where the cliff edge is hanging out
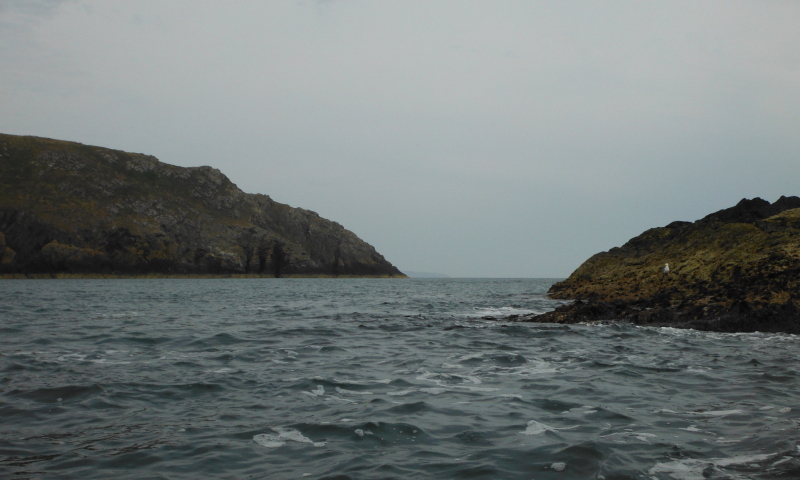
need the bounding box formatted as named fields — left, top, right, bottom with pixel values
left=518, top=197, right=800, bottom=333
left=0, top=133, right=404, bottom=277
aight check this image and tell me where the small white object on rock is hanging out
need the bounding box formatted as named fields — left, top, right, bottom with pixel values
left=663, top=263, right=670, bottom=274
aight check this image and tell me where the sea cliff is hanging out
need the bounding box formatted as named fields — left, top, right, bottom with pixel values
left=0, top=134, right=404, bottom=277
left=514, top=197, right=800, bottom=333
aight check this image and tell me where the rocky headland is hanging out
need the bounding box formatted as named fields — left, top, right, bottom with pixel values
left=0, top=133, right=404, bottom=277
left=509, top=197, right=800, bottom=333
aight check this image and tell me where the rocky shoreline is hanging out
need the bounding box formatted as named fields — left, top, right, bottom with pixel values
left=507, top=197, right=800, bottom=334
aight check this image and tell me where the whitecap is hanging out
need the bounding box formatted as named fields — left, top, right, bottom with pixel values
left=694, top=409, right=743, bottom=417
left=335, top=387, right=373, bottom=396
left=522, top=420, right=553, bottom=435
left=309, top=385, right=325, bottom=396
left=460, top=386, right=499, bottom=392
left=387, top=389, right=417, bottom=396
left=498, top=394, right=523, bottom=400
left=600, top=431, right=657, bottom=443
left=772, top=456, right=792, bottom=467
left=649, top=453, right=775, bottom=480
left=253, top=428, right=326, bottom=448
left=441, top=363, right=463, bottom=369
left=419, top=387, right=447, bottom=395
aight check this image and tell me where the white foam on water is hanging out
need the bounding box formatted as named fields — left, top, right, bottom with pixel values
left=715, top=437, right=742, bottom=444
left=387, top=389, right=416, bottom=396
left=649, top=453, right=775, bottom=480
left=686, top=367, right=710, bottom=374
left=600, top=431, right=657, bottom=443
left=441, top=363, right=463, bottom=369
left=551, top=462, right=566, bottom=472
left=419, top=387, right=447, bottom=395
left=459, top=386, right=499, bottom=392
left=458, top=353, right=484, bottom=362
left=210, top=368, right=233, bottom=374
left=335, top=387, right=373, bottom=396
left=355, top=429, right=364, bottom=437
left=522, top=420, right=553, bottom=435
left=679, top=425, right=702, bottom=432
left=498, top=394, right=523, bottom=400
left=324, top=395, right=355, bottom=404
left=779, top=407, right=791, bottom=413
left=310, top=385, right=325, bottom=396
left=760, top=405, right=774, bottom=410
left=694, top=409, right=743, bottom=417
left=469, top=306, right=536, bottom=318
left=253, top=428, right=326, bottom=448
left=460, top=374, right=482, bottom=384
left=373, top=379, right=392, bottom=384
left=772, top=456, right=792, bottom=467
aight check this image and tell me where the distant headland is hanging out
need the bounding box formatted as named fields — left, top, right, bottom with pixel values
left=510, top=196, right=800, bottom=333
left=0, top=133, right=405, bottom=278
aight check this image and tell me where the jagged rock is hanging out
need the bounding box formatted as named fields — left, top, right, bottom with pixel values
left=0, top=133, right=404, bottom=277
left=514, top=197, right=800, bottom=333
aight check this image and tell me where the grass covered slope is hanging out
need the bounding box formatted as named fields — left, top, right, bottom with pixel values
left=0, top=133, right=404, bottom=277
left=531, top=197, right=800, bottom=333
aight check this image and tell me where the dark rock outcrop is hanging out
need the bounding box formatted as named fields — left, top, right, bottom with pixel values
left=0, top=133, right=404, bottom=277
left=513, top=197, right=800, bottom=333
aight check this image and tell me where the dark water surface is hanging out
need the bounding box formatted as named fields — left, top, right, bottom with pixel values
left=1, top=278, right=799, bottom=479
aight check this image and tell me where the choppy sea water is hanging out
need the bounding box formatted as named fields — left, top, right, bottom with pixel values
left=1, top=278, right=800, bottom=480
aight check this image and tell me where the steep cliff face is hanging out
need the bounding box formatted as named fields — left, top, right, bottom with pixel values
left=0, top=134, right=404, bottom=277
left=526, top=197, right=800, bottom=333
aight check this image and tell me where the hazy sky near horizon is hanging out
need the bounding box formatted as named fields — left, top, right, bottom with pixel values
left=2, top=0, right=799, bottom=277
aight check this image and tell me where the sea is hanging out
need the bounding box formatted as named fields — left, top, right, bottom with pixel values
left=1, top=278, right=799, bottom=480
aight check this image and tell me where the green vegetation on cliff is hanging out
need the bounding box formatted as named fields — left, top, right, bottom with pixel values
left=0, top=134, right=404, bottom=277
left=526, top=197, right=800, bottom=333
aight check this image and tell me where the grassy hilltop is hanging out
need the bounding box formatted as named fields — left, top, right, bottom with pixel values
left=522, top=197, right=800, bottom=333
left=0, top=134, right=404, bottom=278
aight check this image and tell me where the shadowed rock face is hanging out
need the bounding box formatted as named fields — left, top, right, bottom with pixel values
left=515, top=197, right=800, bottom=333
left=0, top=133, right=404, bottom=277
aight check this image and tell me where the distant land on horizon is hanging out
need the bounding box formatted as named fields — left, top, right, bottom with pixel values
left=0, top=133, right=404, bottom=278
left=404, top=271, right=451, bottom=278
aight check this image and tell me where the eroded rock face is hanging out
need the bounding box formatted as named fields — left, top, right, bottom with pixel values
left=518, top=197, right=800, bottom=333
left=0, top=133, right=404, bottom=277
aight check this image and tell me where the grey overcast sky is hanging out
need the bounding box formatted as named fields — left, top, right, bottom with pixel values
left=2, top=1, right=799, bottom=277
